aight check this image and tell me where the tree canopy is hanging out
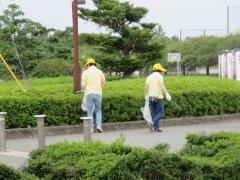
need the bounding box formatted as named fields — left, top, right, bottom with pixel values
left=79, top=0, right=164, bottom=76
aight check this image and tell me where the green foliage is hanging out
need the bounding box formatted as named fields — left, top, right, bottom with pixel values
left=219, top=34, right=240, bottom=50
left=31, top=59, right=72, bottom=78
left=1, top=76, right=240, bottom=128
left=0, top=163, right=37, bottom=180
left=165, top=34, right=240, bottom=75
left=180, top=132, right=240, bottom=178
left=79, top=0, right=164, bottom=76
left=167, top=36, right=223, bottom=74
left=153, top=142, right=170, bottom=153
left=0, top=4, right=73, bottom=79
left=25, top=140, right=132, bottom=179
left=24, top=139, right=198, bottom=179
left=24, top=132, right=240, bottom=179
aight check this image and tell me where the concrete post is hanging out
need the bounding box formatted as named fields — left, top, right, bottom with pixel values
left=0, top=112, right=7, bottom=152
left=34, top=115, right=46, bottom=148
left=81, top=117, right=93, bottom=142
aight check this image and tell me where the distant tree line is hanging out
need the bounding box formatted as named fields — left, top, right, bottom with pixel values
left=1, top=2, right=240, bottom=79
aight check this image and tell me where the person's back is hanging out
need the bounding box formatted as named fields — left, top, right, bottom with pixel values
left=146, top=72, right=164, bottom=99
left=81, top=58, right=105, bottom=133
left=82, top=66, right=105, bottom=96
left=145, top=63, right=171, bottom=132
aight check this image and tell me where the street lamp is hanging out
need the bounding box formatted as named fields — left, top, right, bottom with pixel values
left=72, top=0, right=85, bottom=93
left=227, top=6, right=240, bottom=34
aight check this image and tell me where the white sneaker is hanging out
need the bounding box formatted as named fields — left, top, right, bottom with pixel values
left=147, top=122, right=154, bottom=132
left=96, top=126, right=103, bottom=133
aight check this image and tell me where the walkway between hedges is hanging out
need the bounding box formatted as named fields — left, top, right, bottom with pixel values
left=1, top=119, right=240, bottom=168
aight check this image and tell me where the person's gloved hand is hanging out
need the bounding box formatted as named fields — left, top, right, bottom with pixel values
left=145, top=95, right=149, bottom=100
left=165, top=93, right=172, bottom=101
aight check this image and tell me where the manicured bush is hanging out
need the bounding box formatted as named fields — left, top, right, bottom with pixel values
left=0, top=76, right=240, bottom=128
left=24, top=138, right=132, bottom=179
left=25, top=132, right=240, bottom=179
left=0, top=163, right=37, bottom=180
left=24, top=139, right=202, bottom=179
left=180, top=132, right=240, bottom=178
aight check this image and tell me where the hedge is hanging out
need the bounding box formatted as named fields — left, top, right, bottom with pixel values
left=180, top=131, right=240, bottom=178
left=24, top=139, right=200, bottom=179
left=24, top=132, right=240, bottom=179
left=0, top=76, right=240, bottom=128
left=0, top=163, right=37, bottom=180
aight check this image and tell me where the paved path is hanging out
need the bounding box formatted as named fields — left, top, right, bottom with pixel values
left=0, top=120, right=240, bottom=168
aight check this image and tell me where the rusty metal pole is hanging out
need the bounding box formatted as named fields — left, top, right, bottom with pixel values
left=72, top=0, right=81, bottom=93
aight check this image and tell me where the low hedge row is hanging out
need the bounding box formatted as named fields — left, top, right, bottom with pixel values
left=0, top=163, right=37, bottom=180
left=0, top=76, right=240, bottom=128
left=24, top=132, right=240, bottom=179
left=180, top=132, right=240, bottom=178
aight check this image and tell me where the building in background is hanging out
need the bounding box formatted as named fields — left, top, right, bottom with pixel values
left=218, top=49, right=240, bottom=81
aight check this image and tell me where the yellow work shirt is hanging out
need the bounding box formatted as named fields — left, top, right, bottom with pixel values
left=81, top=66, right=105, bottom=96
left=146, top=72, right=164, bottom=99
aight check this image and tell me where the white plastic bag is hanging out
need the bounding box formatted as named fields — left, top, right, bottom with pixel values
left=140, top=96, right=152, bottom=123
left=81, top=94, right=95, bottom=112
left=81, top=95, right=87, bottom=112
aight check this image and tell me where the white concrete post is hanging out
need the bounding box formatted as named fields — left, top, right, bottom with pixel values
left=0, top=112, right=7, bottom=152
left=34, top=115, right=46, bottom=148
left=81, top=117, right=93, bottom=142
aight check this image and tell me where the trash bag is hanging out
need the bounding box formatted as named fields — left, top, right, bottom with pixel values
left=81, top=95, right=95, bottom=112
left=81, top=95, right=87, bottom=112
left=140, top=96, right=152, bottom=123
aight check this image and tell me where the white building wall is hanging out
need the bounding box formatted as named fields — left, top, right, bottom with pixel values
left=235, top=51, right=240, bottom=81
left=219, top=50, right=240, bottom=81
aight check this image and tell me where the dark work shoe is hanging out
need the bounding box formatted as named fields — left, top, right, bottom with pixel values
left=147, top=122, right=154, bottom=132
left=96, top=127, right=103, bottom=133
left=154, top=129, right=162, bottom=133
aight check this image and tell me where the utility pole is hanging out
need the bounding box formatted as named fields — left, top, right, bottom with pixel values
left=179, top=29, right=182, bottom=41
left=203, top=29, right=206, bottom=36
left=227, top=6, right=230, bottom=34
left=72, top=0, right=85, bottom=93
left=227, top=6, right=240, bottom=35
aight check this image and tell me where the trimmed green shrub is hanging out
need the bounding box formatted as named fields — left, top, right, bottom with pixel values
left=24, top=140, right=202, bottom=179
left=0, top=76, right=240, bottom=128
left=180, top=132, right=240, bottom=178
left=24, top=132, right=240, bottom=179
left=0, top=163, right=37, bottom=180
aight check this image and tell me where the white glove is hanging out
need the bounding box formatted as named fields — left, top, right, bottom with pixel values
left=165, top=93, right=172, bottom=101
left=145, top=95, right=149, bottom=101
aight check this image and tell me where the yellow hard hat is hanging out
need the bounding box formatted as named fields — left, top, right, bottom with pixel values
left=84, top=58, right=95, bottom=67
left=153, top=63, right=167, bottom=72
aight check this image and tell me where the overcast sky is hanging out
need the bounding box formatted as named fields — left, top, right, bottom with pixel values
left=1, top=0, right=240, bottom=38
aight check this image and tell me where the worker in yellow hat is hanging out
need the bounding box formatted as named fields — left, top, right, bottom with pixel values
left=81, top=58, right=105, bottom=133
left=84, top=58, right=95, bottom=68
left=145, top=63, right=171, bottom=132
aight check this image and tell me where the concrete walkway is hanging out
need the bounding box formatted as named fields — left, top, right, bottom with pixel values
left=0, top=120, right=240, bottom=168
